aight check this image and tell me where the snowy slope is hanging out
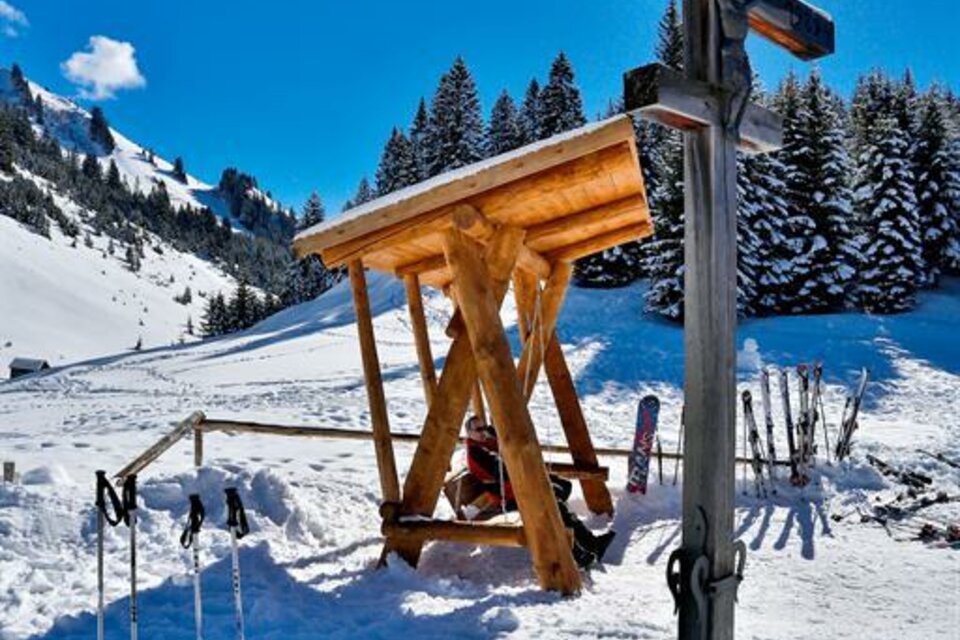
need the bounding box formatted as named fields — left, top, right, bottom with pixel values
left=0, top=188, right=238, bottom=375
left=0, top=276, right=957, bottom=639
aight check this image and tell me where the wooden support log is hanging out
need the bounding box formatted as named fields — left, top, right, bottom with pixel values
left=390, top=226, right=526, bottom=568
left=349, top=260, right=401, bottom=505
left=543, top=334, right=615, bottom=515
left=383, top=519, right=527, bottom=548
left=748, top=0, right=835, bottom=61
left=443, top=226, right=581, bottom=595
left=403, top=273, right=438, bottom=407
left=114, top=411, right=205, bottom=482
left=515, top=262, right=572, bottom=399
left=545, top=222, right=653, bottom=264
left=524, top=195, right=649, bottom=251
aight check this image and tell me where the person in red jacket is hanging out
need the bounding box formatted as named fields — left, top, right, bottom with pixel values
left=464, top=415, right=615, bottom=568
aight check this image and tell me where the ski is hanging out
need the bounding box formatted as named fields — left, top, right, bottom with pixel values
left=778, top=367, right=804, bottom=485
left=225, top=488, right=250, bottom=640
left=741, top=391, right=768, bottom=498
left=835, top=368, right=869, bottom=461
left=759, top=368, right=778, bottom=489
left=95, top=471, right=127, bottom=640
left=811, top=362, right=830, bottom=464
left=866, top=454, right=934, bottom=490
left=916, top=449, right=960, bottom=470
left=796, top=364, right=812, bottom=474
left=672, top=406, right=684, bottom=486
left=180, top=494, right=206, bottom=640
left=627, top=395, right=660, bottom=494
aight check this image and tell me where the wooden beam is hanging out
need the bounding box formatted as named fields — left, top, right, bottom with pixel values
left=383, top=519, right=527, bottom=548
left=524, top=195, right=649, bottom=251
left=390, top=226, right=526, bottom=568
left=349, top=260, right=401, bottom=505
left=546, top=462, right=609, bottom=482
left=543, top=334, right=614, bottom=515
left=471, top=378, right=487, bottom=424
left=403, top=274, right=438, bottom=407
left=443, top=226, right=581, bottom=595
left=623, top=63, right=783, bottom=155
left=114, top=411, right=205, bottom=482
left=748, top=0, right=835, bottom=61
left=546, top=221, right=653, bottom=263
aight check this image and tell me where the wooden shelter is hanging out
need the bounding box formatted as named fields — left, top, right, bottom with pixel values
left=293, top=114, right=652, bottom=595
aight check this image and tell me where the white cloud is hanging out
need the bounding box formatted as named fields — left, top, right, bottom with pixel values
left=61, top=36, right=147, bottom=100
left=0, top=1, right=28, bottom=37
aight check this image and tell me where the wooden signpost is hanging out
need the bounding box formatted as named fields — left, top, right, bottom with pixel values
left=623, top=1, right=834, bottom=639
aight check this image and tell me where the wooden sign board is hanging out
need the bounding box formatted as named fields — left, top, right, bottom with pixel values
left=749, top=0, right=835, bottom=60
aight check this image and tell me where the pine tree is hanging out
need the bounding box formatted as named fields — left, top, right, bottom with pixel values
left=914, top=88, right=960, bottom=284
left=301, top=192, right=325, bottom=229
left=486, top=91, right=523, bottom=156
left=89, top=107, right=116, bottom=153
left=518, top=79, right=542, bottom=145
left=125, top=245, right=141, bottom=272
left=343, top=176, right=375, bottom=211
left=0, top=117, right=13, bottom=173
left=173, top=157, right=188, bottom=183
left=106, top=160, right=122, bottom=189
left=409, top=98, right=431, bottom=181
left=229, top=281, right=256, bottom=330
left=424, top=57, right=485, bottom=176
left=538, top=53, right=586, bottom=138
left=642, top=0, right=686, bottom=319
left=376, top=127, right=418, bottom=195
left=854, top=115, right=921, bottom=313
left=201, top=292, right=229, bottom=337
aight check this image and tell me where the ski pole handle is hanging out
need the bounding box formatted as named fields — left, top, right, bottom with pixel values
left=121, top=474, right=138, bottom=525
left=96, top=470, right=126, bottom=527
left=224, top=488, right=250, bottom=539
left=180, top=494, right=206, bottom=549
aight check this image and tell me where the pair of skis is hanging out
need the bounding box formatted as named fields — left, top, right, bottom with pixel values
left=836, top=368, right=869, bottom=461
left=179, top=488, right=250, bottom=640
left=95, top=472, right=139, bottom=640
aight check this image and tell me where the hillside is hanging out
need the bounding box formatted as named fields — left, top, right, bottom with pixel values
left=0, top=276, right=956, bottom=639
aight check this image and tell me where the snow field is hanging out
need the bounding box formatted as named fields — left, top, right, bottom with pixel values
left=0, top=275, right=958, bottom=638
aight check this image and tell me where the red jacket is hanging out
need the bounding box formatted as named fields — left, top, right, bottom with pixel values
left=466, top=433, right=515, bottom=503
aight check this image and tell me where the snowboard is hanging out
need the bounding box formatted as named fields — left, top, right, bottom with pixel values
left=627, top=395, right=660, bottom=494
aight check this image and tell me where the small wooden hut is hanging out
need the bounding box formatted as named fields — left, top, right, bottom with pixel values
left=293, top=114, right=652, bottom=594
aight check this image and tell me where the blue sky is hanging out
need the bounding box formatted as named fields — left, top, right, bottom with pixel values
left=2, top=0, right=958, bottom=214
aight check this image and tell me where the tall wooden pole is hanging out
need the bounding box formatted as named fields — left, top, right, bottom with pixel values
left=680, top=1, right=738, bottom=638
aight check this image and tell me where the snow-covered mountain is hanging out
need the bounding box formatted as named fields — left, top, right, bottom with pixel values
left=0, top=66, right=296, bottom=375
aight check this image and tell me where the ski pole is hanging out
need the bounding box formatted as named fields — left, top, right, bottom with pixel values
left=122, top=475, right=138, bottom=640
left=225, top=488, right=250, bottom=640
left=95, top=471, right=126, bottom=640
left=180, top=494, right=206, bottom=640
left=672, top=406, right=684, bottom=486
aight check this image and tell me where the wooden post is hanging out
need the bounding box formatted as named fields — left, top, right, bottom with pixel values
left=194, top=423, right=203, bottom=469
left=444, top=226, right=581, bottom=595
left=515, top=261, right=572, bottom=399
left=403, top=273, right=438, bottom=407
left=2, top=462, right=14, bottom=483
left=349, top=260, right=400, bottom=505
left=389, top=227, right=525, bottom=567
left=543, top=332, right=614, bottom=516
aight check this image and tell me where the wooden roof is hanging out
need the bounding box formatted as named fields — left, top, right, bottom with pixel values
left=293, top=115, right=652, bottom=288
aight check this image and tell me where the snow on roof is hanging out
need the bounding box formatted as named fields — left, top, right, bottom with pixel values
left=294, top=115, right=633, bottom=245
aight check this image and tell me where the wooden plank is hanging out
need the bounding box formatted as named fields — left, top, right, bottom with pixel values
left=443, top=226, right=581, bottom=595
left=294, top=116, right=637, bottom=254
left=383, top=519, right=527, bottom=548
left=543, top=334, right=615, bottom=516
left=390, top=226, right=526, bottom=568
left=349, top=260, right=401, bottom=505
left=114, top=411, right=205, bottom=482
left=403, top=274, right=438, bottom=407
left=546, top=221, right=653, bottom=263
left=524, top=195, right=649, bottom=251
left=623, top=63, right=783, bottom=154
left=302, top=208, right=452, bottom=264
left=748, top=0, right=835, bottom=61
